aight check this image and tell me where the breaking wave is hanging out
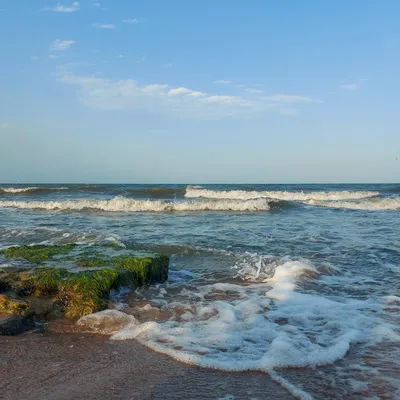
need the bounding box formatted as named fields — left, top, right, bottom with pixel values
left=78, top=255, right=400, bottom=399
left=0, top=197, right=270, bottom=212
left=306, top=198, right=400, bottom=211
left=0, top=186, right=68, bottom=194
left=185, top=186, right=379, bottom=201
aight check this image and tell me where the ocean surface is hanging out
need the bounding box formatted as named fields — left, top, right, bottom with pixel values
left=1, top=183, right=400, bottom=399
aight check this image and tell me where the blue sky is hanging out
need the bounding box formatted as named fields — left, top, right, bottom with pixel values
left=0, top=0, right=399, bottom=183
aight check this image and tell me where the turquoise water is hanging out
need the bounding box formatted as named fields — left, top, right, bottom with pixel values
left=1, top=184, right=399, bottom=399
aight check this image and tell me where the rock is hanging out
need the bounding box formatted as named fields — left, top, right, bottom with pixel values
left=0, top=244, right=170, bottom=325
left=0, top=314, right=35, bottom=335
left=0, top=294, right=30, bottom=315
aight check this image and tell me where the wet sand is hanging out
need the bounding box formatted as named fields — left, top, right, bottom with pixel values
left=0, top=330, right=288, bottom=400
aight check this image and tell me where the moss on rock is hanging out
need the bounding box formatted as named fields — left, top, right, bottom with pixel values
left=58, top=269, right=119, bottom=318
left=0, top=294, right=30, bottom=315
left=0, top=244, right=169, bottom=325
left=1, top=244, right=76, bottom=264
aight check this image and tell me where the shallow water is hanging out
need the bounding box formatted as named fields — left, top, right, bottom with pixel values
left=1, top=183, right=399, bottom=399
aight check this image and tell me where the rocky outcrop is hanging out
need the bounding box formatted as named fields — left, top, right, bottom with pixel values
left=0, top=244, right=169, bottom=334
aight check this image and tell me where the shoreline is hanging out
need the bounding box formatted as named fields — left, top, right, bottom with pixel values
left=0, top=329, right=289, bottom=400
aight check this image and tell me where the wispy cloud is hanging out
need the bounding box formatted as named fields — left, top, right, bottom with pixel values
left=122, top=18, right=139, bottom=24
left=213, top=80, right=232, bottom=85
left=163, top=63, right=173, bottom=69
left=136, top=56, right=147, bottom=64
left=261, top=95, right=322, bottom=104
left=116, top=53, right=124, bottom=59
left=92, top=1, right=100, bottom=6
left=43, top=2, right=80, bottom=12
left=340, top=83, right=358, bottom=90
left=49, top=54, right=61, bottom=59
left=56, top=67, right=322, bottom=119
left=51, top=39, right=75, bottom=51
left=246, top=88, right=263, bottom=94
left=93, top=23, right=116, bottom=29
left=340, top=78, right=368, bottom=90
left=0, top=122, right=9, bottom=129
left=168, top=87, right=193, bottom=96
left=280, top=108, right=300, bottom=116
left=31, top=56, right=40, bottom=61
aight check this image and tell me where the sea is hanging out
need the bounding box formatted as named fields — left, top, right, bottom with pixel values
left=1, top=183, right=399, bottom=399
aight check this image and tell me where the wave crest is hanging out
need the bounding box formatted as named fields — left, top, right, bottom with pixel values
left=0, top=187, right=68, bottom=194
left=0, top=197, right=270, bottom=212
left=307, top=198, right=400, bottom=211
left=185, top=187, right=379, bottom=201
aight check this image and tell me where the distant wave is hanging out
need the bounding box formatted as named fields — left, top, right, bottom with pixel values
left=306, top=198, right=400, bottom=211
left=0, top=187, right=68, bottom=194
left=0, top=197, right=271, bottom=212
left=185, top=186, right=380, bottom=201
left=123, top=187, right=186, bottom=198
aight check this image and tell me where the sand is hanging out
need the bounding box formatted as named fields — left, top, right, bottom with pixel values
left=0, top=330, right=288, bottom=400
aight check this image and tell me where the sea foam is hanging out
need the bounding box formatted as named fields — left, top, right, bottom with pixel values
left=0, top=197, right=270, bottom=212
left=306, top=198, right=400, bottom=211
left=185, top=186, right=379, bottom=201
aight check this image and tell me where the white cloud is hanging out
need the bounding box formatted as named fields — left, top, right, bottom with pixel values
left=340, top=79, right=368, bottom=90
left=44, top=2, right=80, bottom=12
left=49, top=54, right=61, bottom=59
left=163, top=63, right=173, bottom=69
left=213, top=80, right=232, bottom=85
left=56, top=68, right=322, bottom=119
left=51, top=39, right=75, bottom=51
left=136, top=56, right=147, bottom=64
left=92, top=1, right=100, bottom=6
left=261, top=95, right=322, bottom=103
left=280, top=108, right=299, bottom=116
left=246, top=88, right=263, bottom=94
left=116, top=53, right=124, bottom=59
left=0, top=123, right=9, bottom=129
left=340, top=83, right=358, bottom=90
left=188, top=91, right=207, bottom=97
left=168, top=87, right=193, bottom=96
left=93, top=23, right=116, bottom=29
left=122, top=18, right=139, bottom=24
left=31, top=56, right=40, bottom=61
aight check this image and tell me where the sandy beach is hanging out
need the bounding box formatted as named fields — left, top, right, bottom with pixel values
left=0, top=329, right=289, bottom=400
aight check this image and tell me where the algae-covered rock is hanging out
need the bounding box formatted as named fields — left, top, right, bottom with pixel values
left=58, top=269, right=119, bottom=318
left=0, top=244, right=169, bottom=326
left=0, top=244, right=76, bottom=264
left=0, top=294, right=30, bottom=315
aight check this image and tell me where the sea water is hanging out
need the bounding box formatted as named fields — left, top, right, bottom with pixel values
left=1, top=183, right=399, bottom=399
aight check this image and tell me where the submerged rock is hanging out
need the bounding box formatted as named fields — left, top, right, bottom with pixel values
left=0, top=244, right=77, bottom=264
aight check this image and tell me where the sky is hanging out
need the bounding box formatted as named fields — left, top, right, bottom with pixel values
left=0, top=0, right=399, bottom=183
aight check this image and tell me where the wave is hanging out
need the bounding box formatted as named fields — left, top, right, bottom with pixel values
left=0, top=186, right=68, bottom=194
left=185, top=187, right=380, bottom=201
left=0, top=196, right=271, bottom=212
left=77, top=255, right=400, bottom=399
left=123, top=187, right=186, bottom=198
left=306, top=198, right=400, bottom=211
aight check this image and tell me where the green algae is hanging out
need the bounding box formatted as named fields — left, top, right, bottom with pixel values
left=0, top=294, right=30, bottom=315
left=58, top=268, right=119, bottom=318
left=1, top=244, right=77, bottom=264
left=0, top=244, right=169, bottom=322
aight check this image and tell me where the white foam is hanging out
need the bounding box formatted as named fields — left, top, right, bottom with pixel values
left=306, top=198, right=400, bottom=211
left=108, top=257, right=399, bottom=373
left=185, top=187, right=379, bottom=201
left=0, top=186, right=68, bottom=193
left=0, top=187, right=39, bottom=193
left=0, top=197, right=270, bottom=212
left=77, top=310, right=137, bottom=335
